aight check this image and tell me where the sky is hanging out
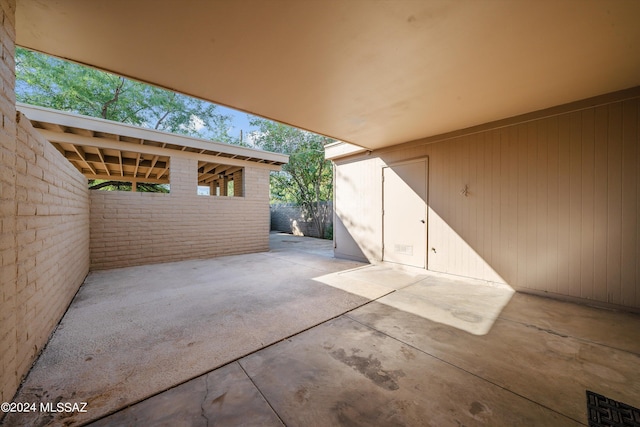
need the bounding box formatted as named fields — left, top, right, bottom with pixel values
left=217, top=105, right=261, bottom=143
left=16, top=46, right=266, bottom=144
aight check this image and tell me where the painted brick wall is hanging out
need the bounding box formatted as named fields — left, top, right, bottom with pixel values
left=90, top=157, right=271, bottom=269
left=0, top=0, right=18, bottom=404
left=13, top=114, right=90, bottom=386
left=1, top=0, right=91, bottom=405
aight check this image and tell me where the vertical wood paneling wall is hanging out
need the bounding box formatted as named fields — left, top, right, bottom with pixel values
left=334, top=158, right=384, bottom=262
left=333, top=89, right=640, bottom=310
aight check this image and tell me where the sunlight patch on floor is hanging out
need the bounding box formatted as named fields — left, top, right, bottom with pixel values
left=314, top=264, right=514, bottom=335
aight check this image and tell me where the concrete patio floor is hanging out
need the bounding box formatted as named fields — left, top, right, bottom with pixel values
left=3, top=232, right=640, bottom=426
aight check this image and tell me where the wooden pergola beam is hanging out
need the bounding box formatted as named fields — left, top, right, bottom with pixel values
left=212, top=164, right=233, bottom=175
left=201, top=163, right=220, bottom=174
left=198, top=165, right=243, bottom=184
left=71, top=144, right=97, bottom=175
left=145, top=155, right=159, bottom=179
left=156, top=166, right=169, bottom=180
left=64, top=151, right=168, bottom=169
left=38, top=129, right=283, bottom=171
left=84, top=174, right=169, bottom=184
left=95, top=147, right=111, bottom=176
left=19, top=104, right=288, bottom=168
left=225, top=166, right=242, bottom=175
left=133, top=153, right=141, bottom=177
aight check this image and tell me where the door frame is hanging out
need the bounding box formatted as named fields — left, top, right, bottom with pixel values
left=381, top=157, right=429, bottom=269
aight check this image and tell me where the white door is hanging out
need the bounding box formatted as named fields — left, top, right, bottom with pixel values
left=382, top=160, right=427, bottom=268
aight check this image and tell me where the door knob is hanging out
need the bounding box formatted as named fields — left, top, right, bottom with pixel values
left=420, top=219, right=425, bottom=223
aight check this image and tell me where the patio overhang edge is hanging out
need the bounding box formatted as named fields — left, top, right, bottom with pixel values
left=16, top=103, right=289, bottom=169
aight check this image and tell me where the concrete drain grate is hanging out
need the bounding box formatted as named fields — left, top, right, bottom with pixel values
left=587, top=390, right=640, bottom=427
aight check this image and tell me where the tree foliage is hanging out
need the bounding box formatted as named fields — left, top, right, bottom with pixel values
left=15, top=49, right=334, bottom=210
left=88, top=180, right=170, bottom=193
left=16, top=48, right=241, bottom=192
left=249, top=118, right=333, bottom=238
left=15, top=47, right=236, bottom=143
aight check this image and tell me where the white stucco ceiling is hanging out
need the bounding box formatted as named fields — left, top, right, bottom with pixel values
left=15, top=0, right=640, bottom=149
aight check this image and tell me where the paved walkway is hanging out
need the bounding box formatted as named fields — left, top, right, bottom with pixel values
left=3, top=233, right=640, bottom=426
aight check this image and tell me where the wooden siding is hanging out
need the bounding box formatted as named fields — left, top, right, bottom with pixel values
left=333, top=90, right=640, bottom=309
left=334, top=158, right=383, bottom=262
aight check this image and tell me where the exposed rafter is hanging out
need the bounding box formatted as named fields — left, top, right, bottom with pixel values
left=133, top=153, right=141, bottom=177
left=16, top=104, right=287, bottom=189
left=156, top=166, right=169, bottom=180
left=95, top=148, right=110, bottom=176
left=84, top=174, right=168, bottom=184
left=37, top=129, right=279, bottom=170
left=71, top=145, right=97, bottom=175
left=145, top=155, right=159, bottom=179
left=201, top=163, right=219, bottom=174
left=118, top=150, right=123, bottom=177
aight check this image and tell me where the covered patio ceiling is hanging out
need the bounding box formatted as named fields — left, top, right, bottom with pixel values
left=15, top=0, right=640, bottom=150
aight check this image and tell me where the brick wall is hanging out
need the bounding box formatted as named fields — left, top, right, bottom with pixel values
left=90, top=157, right=271, bottom=269
left=12, top=114, right=90, bottom=392
left=0, top=0, right=18, bottom=404
left=1, top=0, right=91, bottom=405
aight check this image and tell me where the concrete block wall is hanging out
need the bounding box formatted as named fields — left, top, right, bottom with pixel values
left=1, top=0, right=91, bottom=402
left=0, top=0, right=18, bottom=404
left=90, top=157, right=271, bottom=269
left=270, top=202, right=333, bottom=238
left=13, top=114, right=90, bottom=390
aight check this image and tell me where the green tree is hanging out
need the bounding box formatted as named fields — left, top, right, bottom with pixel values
left=16, top=48, right=239, bottom=192
left=249, top=117, right=333, bottom=238
left=87, top=180, right=170, bottom=193
left=15, top=47, right=236, bottom=142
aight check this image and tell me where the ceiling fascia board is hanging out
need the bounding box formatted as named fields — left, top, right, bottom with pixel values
left=325, top=142, right=369, bottom=161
